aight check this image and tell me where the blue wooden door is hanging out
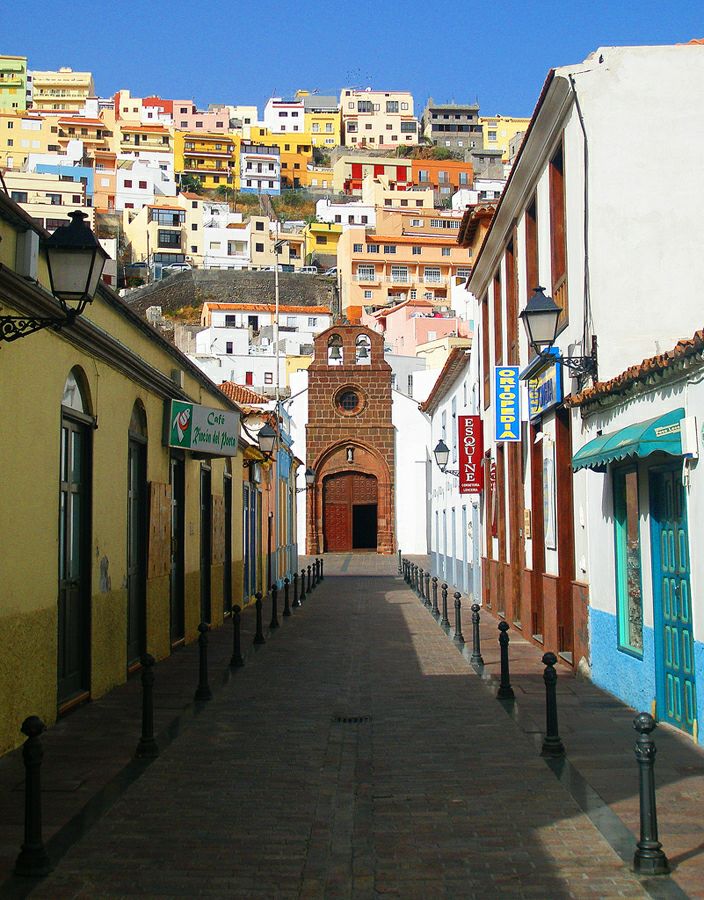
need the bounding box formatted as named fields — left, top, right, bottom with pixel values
left=650, top=468, right=697, bottom=735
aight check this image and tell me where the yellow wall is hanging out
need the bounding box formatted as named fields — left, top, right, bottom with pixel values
left=304, top=220, right=342, bottom=262
left=174, top=130, right=240, bottom=190
left=0, top=209, right=248, bottom=755
left=479, top=115, right=530, bottom=161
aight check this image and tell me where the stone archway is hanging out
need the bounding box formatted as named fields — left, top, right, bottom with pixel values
left=323, top=471, right=378, bottom=551
left=307, top=439, right=394, bottom=555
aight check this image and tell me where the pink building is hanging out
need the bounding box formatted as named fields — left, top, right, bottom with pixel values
left=362, top=298, right=470, bottom=355
left=173, top=106, right=231, bottom=133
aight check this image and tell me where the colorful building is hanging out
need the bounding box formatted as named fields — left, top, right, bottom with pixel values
left=0, top=55, right=28, bottom=112
left=240, top=142, right=281, bottom=195
left=29, top=67, right=95, bottom=113
left=410, top=158, right=474, bottom=205
left=340, top=88, right=418, bottom=148
left=297, top=91, right=340, bottom=148
left=478, top=114, right=531, bottom=161
left=173, top=130, right=239, bottom=191
left=0, top=111, right=61, bottom=169
left=303, top=220, right=342, bottom=267
left=332, top=154, right=413, bottom=195
left=2, top=170, right=93, bottom=231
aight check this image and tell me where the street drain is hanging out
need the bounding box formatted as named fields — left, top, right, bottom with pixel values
left=333, top=715, right=371, bottom=724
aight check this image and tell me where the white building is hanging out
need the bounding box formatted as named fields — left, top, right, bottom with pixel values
left=240, top=143, right=281, bottom=195
left=316, top=197, right=376, bottom=229
left=263, top=97, right=305, bottom=134
left=467, top=42, right=704, bottom=744
left=116, top=157, right=176, bottom=211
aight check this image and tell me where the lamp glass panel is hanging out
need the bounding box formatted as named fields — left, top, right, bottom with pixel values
left=526, top=308, right=560, bottom=346
left=434, top=440, right=450, bottom=468
left=47, top=247, right=96, bottom=304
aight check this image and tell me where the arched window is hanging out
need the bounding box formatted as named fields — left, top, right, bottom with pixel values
left=129, top=400, right=147, bottom=440
left=327, top=333, right=343, bottom=366
left=355, top=334, right=371, bottom=365
left=62, top=367, right=91, bottom=415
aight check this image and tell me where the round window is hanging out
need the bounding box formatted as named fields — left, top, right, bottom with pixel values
left=338, top=390, right=359, bottom=411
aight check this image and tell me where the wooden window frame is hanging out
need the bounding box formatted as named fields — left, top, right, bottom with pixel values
left=549, top=139, right=568, bottom=330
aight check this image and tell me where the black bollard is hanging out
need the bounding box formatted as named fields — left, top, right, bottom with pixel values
left=453, top=592, right=465, bottom=644
left=633, top=713, right=669, bottom=875
left=253, top=592, right=266, bottom=644
left=398, top=549, right=402, bottom=574
left=424, top=572, right=431, bottom=609
left=414, top=564, right=420, bottom=596
left=320, top=557, right=324, bottom=580
left=431, top=576, right=440, bottom=619
left=230, top=604, right=244, bottom=667
left=283, top=578, right=291, bottom=617
left=292, top=571, right=300, bottom=608
left=440, top=583, right=450, bottom=628
left=307, top=564, right=313, bottom=592
left=194, top=622, right=212, bottom=701
left=497, top=621, right=515, bottom=700
left=470, top=603, right=484, bottom=666
left=270, top=583, right=280, bottom=629
left=419, top=568, right=425, bottom=602
left=403, top=559, right=408, bottom=582
left=299, top=568, right=307, bottom=604
left=540, top=653, right=565, bottom=757
left=317, top=558, right=322, bottom=584
left=14, top=716, right=51, bottom=877
left=136, top=653, right=159, bottom=758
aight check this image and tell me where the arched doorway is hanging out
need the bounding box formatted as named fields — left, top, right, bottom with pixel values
left=323, top=472, right=378, bottom=551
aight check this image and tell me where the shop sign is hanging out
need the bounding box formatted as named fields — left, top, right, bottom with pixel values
left=458, top=415, right=483, bottom=494
left=528, top=360, right=562, bottom=420
left=168, top=400, right=240, bottom=456
left=495, top=366, right=521, bottom=441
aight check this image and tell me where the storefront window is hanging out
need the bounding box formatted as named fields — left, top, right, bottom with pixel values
left=613, top=468, right=643, bottom=654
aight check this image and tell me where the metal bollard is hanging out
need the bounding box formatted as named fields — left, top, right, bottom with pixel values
left=270, top=583, right=280, bottom=629
left=307, top=564, right=313, bottom=592
left=194, top=622, right=212, bottom=701
left=633, top=713, right=669, bottom=875
left=320, top=557, right=324, bottom=580
left=497, top=621, right=515, bottom=700
left=419, top=568, right=425, bottom=602
left=292, top=571, right=300, bottom=608
left=253, top=593, right=266, bottom=644
left=540, top=653, right=565, bottom=757
left=283, top=577, right=291, bottom=617
left=317, top=558, right=322, bottom=584
left=299, top=568, right=307, bottom=604
left=453, top=592, right=465, bottom=644
left=470, top=603, right=484, bottom=666
left=424, top=572, right=431, bottom=609
left=403, top=559, right=408, bottom=582
left=414, top=564, right=420, bottom=596
left=440, top=583, right=449, bottom=628
left=230, top=604, right=244, bottom=667
left=431, top=576, right=440, bottom=619
left=136, top=653, right=159, bottom=758
left=398, top=549, right=402, bottom=574
left=14, top=717, right=51, bottom=877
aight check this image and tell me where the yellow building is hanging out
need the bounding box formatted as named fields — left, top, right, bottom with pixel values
left=248, top=127, right=314, bottom=189
left=173, top=130, right=239, bottom=190
left=114, top=121, right=173, bottom=158
left=296, top=90, right=341, bottom=148
left=0, top=112, right=61, bottom=169
left=479, top=114, right=531, bottom=161
left=2, top=170, right=94, bottom=231
left=304, top=220, right=342, bottom=266
left=123, top=200, right=186, bottom=266
left=0, top=55, right=27, bottom=112
left=0, top=195, right=250, bottom=756
left=30, top=67, right=95, bottom=113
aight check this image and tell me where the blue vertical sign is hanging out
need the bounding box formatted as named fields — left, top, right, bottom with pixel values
left=495, top=366, right=521, bottom=442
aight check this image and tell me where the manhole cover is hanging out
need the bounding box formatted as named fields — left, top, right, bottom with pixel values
left=332, top=715, right=371, bottom=724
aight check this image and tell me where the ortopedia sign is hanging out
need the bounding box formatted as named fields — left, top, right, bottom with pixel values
left=495, top=366, right=521, bottom=442
left=168, top=400, right=240, bottom=456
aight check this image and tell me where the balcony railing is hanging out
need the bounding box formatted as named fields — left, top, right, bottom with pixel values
left=353, top=273, right=380, bottom=283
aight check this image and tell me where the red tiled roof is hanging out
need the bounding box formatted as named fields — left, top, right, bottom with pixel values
left=121, top=124, right=169, bottom=133
left=566, top=328, right=704, bottom=408
left=219, top=382, right=268, bottom=405
left=180, top=192, right=202, bottom=200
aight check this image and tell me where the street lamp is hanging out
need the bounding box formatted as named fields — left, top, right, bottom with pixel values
left=433, top=439, right=460, bottom=477
left=1, top=210, right=108, bottom=343
left=256, top=422, right=277, bottom=458
left=296, top=467, right=315, bottom=493
left=519, top=286, right=598, bottom=379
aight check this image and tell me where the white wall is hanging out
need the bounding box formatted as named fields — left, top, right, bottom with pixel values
left=393, top=391, right=430, bottom=554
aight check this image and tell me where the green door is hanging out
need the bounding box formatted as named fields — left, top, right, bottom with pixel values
left=650, top=467, right=697, bottom=735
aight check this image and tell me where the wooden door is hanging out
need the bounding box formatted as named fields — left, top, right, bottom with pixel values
left=323, top=472, right=378, bottom=551
left=170, top=456, right=185, bottom=644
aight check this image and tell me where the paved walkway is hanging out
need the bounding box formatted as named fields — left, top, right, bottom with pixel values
left=0, top=554, right=702, bottom=898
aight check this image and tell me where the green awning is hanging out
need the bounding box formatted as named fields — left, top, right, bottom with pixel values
left=572, top=407, right=684, bottom=472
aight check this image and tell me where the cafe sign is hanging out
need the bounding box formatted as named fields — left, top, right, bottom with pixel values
left=168, top=400, right=240, bottom=456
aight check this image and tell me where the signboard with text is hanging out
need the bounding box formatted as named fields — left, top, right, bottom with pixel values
left=495, top=366, right=521, bottom=441
left=167, top=400, right=240, bottom=456
left=528, top=357, right=562, bottom=420
left=458, top=415, right=484, bottom=494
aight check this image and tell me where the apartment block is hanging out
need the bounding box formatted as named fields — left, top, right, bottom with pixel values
left=0, top=55, right=27, bottom=112
left=2, top=170, right=93, bottom=231
left=263, top=97, right=305, bottom=133
left=479, top=114, right=531, bottom=161
left=297, top=91, right=340, bottom=147
left=30, top=67, right=94, bottom=113
left=173, top=130, right=238, bottom=190
left=332, top=154, right=413, bottom=194
left=0, top=112, right=61, bottom=169
left=240, top=142, right=281, bottom=195
left=411, top=158, right=474, bottom=204
left=340, top=88, right=418, bottom=148
left=421, top=99, right=483, bottom=151
left=248, top=128, right=313, bottom=188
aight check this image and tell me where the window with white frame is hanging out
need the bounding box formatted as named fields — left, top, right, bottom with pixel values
left=391, top=265, right=408, bottom=283
left=424, top=267, right=441, bottom=283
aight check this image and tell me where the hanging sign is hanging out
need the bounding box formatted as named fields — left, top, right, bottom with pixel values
left=167, top=400, right=240, bottom=456
left=495, top=366, right=521, bottom=441
left=458, top=415, right=483, bottom=494
left=488, top=458, right=498, bottom=538
left=528, top=360, right=562, bottom=420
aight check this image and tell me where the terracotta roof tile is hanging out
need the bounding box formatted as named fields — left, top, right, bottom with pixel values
left=218, top=382, right=269, bottom=405
left=566, top=328, right=704, bottom=408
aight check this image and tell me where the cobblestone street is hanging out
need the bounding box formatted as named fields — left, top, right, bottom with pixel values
left=1, top=555, right=703, bottom=898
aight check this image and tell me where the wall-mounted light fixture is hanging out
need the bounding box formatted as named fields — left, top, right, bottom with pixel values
left=296, top=467, right=315, bottom=493
left=1, top=211, right=108, bottom=343
left=433, top=439, right=459, bottom=477
left=519, top=286, right=598, bottom=380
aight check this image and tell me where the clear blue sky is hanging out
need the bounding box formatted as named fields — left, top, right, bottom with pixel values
left=6, top=0, right=703, bottom=116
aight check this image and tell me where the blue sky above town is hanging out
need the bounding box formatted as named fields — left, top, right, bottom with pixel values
left=7, top=0, right=703, bottom=116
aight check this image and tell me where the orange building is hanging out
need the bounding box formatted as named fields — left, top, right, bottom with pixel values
left=410, top=158, right=473, bottom=204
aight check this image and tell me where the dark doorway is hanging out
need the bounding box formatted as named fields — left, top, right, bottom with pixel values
left=170, top=455, right=185, bottom=644
left=126, top=436, right=147, bottom=667
left=353, top=504, right=377, bottom=549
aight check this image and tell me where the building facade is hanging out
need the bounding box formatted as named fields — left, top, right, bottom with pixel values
left=0, top=55, right=28, bottom=112
left=340, top=88, right=418, bottom=149
left=421, top=100, right=483, bottom=152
